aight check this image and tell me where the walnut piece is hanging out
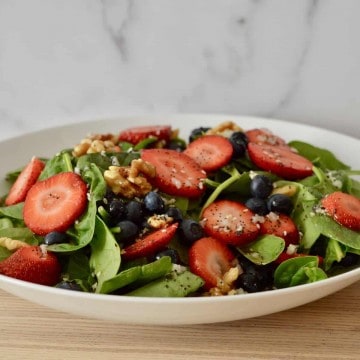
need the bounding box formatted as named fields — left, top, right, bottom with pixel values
left=0, top=237, right=30, bottom=251
left=208, top=264, right=242, bottom=296
left=206, top=121, right=243, bottom=137
left=104, top=159, right=156, bottom=199
left=73, top=133, right=120, bottom=157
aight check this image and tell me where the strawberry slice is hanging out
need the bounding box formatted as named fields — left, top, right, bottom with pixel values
left=321, top=191, right=360, bottom=231
left=122, top=223, right=178, bottom=260
left=0, top=245, right=61, bottom=286
left=201, top=200, right=259, bottom=246
left=23, top=172, right=88, bottom=236
left=183, top=135, right=233, bottom=172
left=247, top=142, right=313, bottom=180
left=118, top=125, right=172, bottom=145
left=5, top=157, right=45, bottom=206
left=260, top=213, right=300, bottom=246
left=188, top=236, right=236, bottom=290
left=141, top=149, right=206, bottom=198
left=245, top=128, right=290, bottom=148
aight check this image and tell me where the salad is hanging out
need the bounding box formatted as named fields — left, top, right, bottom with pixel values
left=0, top=120, right=359, bottom=298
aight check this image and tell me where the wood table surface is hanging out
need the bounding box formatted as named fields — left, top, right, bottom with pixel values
left=0, top=281, right=359, bottom=360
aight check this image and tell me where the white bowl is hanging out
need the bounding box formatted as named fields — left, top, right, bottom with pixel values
left=0, top=114, right=359, bottom=325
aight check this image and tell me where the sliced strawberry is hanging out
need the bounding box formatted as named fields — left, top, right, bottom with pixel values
left=321, top=191, right=360, bottom=231
left=183, top=135, right=233, bottom=172
left=0, top=245, right=61, bottom=286
left=245, top=128, right=290, bottom=148
left=141, top=149, right=206, bottom=198
left=201, top=200, right=259, bottom=246
left=247, top=142, right=313, bottom=180
left=188, top=236, right=236, bottom=290
left=260, top=213, right=300, bottom=246
left=23, top=172, right=88, bottom=236
left=118, top=125, right=172, bottom=145
left=122, top=223, right=178, bottom=260
left=5, top=157, right=45, bottom=206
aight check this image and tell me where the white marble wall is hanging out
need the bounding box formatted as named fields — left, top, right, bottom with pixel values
left=0, top=0, right=359, bottom=141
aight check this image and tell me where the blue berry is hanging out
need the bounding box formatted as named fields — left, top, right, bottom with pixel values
left=267, top=193, right=293, bottom=214
left=44, top=231, right=70, bottom=245
left=245, top=197, right=268, bottom=216
left=108, top=198, right=126, bottom=224
left=155, top=248, right=181, bottom=264
left=189, top=127, right=211, bottom=142
left=250, top=175, right=273, bottom=199
left=229, top=131, right=248, bottom=158
left=56, top=281, right=83, bottom=291
left=144, top=191, right=165, bottom=214
left=166, top=207, right=183, bottom=222
left=115, top=220, right=139, bottom=244
left=125, top=200, right=144, bottom=224
left=178, top=219, right=204, bottom=245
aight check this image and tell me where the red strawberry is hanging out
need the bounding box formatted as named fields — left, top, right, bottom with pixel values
left=5, top=157, right=45, bottom=206
left=183, top=135, right=233, bottom=172
left=201, top=200, right=259, bottom=246
left=321, top=191, right=360, bottom=231
left=260, top=213, right=300, bottom=246
left=188, top=236, right=236, bottom=290
left=141, top=149, right=207, bottom=198
left=0, top=245, right=61, bottom=286
left=23, top=172, right=88, bottom=236
left=245, top=128, right=290, bottom=148
left=247, top=142, right=313, bottom=180
left=122, top=223, right=178, bottom=260
left=118, top=125, right=172, bottom=145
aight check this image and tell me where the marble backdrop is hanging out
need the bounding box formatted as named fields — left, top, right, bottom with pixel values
left=0, top=0, right=359, bottom=140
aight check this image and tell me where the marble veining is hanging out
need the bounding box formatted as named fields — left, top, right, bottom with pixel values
left=0, top=0, right=359, bottom=141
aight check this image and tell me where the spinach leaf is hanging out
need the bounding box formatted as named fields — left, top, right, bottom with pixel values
left=98, top=256, right=173, bottom=294
left=324, top=238, right=346, bottom=271
left=289, top=141, right=350, bottom=171
left=0, top=203, right=24, bottom=220
left=290, top=265, right=327, bottom=286
left=39, top=152, right=73, bottom=180
left=274, top=255, right=324, bottom=288
left=126, top=269, right=204, bottom=297
left=90, top=216, right=121, bottom=292
left=237, top=235, right=285, bottom=265
left=0, top=227, right=38, bottom=244
left=0, top=247, right=12, bottom=261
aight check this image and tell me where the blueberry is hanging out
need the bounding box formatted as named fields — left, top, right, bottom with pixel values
left=267, top=193, right=293, bottom=214
left=125, top=200, right=144, bottom=224
left=229, top=131, right=248, bottom=158
left=44, top=231, right=70, bottom=245
left=250, top=175, right=273, bottom=199
left=144, top=191, right=165, bottom=214
left=56, top=281, right=83, bottom=291
left=155, top=248, right=181, bottom=264
left=338, top=253, right=360, bottom=267
left=245, top=197, right=268, bottom=216
left=108, top=198, right=126, bottom=224
left=166, top=207, right=183, bottom=222
left=167, top=139, right=186, bottom=151
left=189, top=127, right=211, bottom=142
left=236, top=260, right=274, bottom=293
left=178, top=219, right=204, bottom=245
left=115, top=220, right=139, bottom=244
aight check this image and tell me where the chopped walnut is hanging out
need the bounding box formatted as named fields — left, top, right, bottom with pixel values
left=0, top=237, right=30, bottom=251
left=271, top=184, right=298, bottom=197
left=147, top=214, right=173, bottom=229
left=104, top=159, right=156, bottom=199
left=208, top=264, right=243, bottom=296
left=206, top=121, right=243, bottom=137
left=72, top=133, right=120, bottom=157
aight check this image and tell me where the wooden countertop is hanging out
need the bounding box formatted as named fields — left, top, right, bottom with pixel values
left=1, top=281, right=359, bottom=360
